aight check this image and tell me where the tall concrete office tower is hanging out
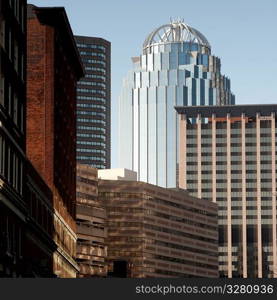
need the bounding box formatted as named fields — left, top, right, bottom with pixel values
left=176, top=104, right=277, bottom=278
left=119, top=20, right=235, bottom=187
left=75, top=36, right=111, bottom=169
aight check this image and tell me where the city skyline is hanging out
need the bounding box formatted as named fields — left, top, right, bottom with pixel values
left=28, top=0, right=277, bottom=168
left=1, top=0, right=277, bottom=280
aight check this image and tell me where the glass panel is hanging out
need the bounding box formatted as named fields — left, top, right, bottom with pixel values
left=119, top=88, right=133, bottom=169
left=139, top=88, right=148, bottom=182
left=148, top=87, right=157, bottom=185
left=133, top=89, right=139, bottom=174
left=157, top=87, right=166, bottom=187
left=169, top=70, right=177, bottom=86
left=167, top=86, right=176, bottom=187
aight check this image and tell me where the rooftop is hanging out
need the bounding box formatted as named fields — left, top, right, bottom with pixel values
left=143, top=19, right=211, bottom=52
left=175, top=104, right=277, bottom=118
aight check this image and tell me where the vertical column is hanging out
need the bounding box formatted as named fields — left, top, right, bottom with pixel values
left=271, top=113, right=277, bottom=277
left=197, top=114, right=202, bottom=199
left=227, top=113, right=232, bottom=278
left=256, top=113, right=262, bottom=278
left=212, top=114, right=216, bottom=203
left=179, top=113, right=187, bottom=189
left=241, top=113, right=247, bottom=278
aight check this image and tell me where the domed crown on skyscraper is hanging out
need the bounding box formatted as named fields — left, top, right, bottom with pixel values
left=143, top=18, right=211, bottom=54
left=119, top=18, right=235, bottom=188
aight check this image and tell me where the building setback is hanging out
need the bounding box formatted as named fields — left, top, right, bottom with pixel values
left=75, top=36, right=111, bottom=169
left=27, top=5, right=84, bottom=277
left=98, top=178, right=218, bottom=278
left=176, top=104, right=277, bottom=278
left=76, top=164, right=107, bottom=277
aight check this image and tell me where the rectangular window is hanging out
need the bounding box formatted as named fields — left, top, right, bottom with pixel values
left=14, top=40, right=18, bottom=72
left=13, top=154, right=17, bottom=189
left=0, top=17, right=5, bottom=48
left=0, top=71, right=4, bottom=106
left=0, top=135, right=3, bottom=175
left=13, top=94, right=18, bottom=125
left=8, top=29, right=12, bottom=60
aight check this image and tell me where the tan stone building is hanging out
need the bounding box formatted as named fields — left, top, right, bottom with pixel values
left=98, top=175, right=218, bottom=278
left=76, top=164, right=107, bottom=277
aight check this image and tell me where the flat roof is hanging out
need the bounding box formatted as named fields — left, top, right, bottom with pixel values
left=28, top=5, right=84, bottom=79
left=175, top=104, right=277, bottom=118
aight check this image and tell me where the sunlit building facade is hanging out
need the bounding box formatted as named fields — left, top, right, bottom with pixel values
left=119, top=20, right=235, bottom=188
left=176, top=104, right=277, bottom=278
left=98, top=175, right=218, bottom=278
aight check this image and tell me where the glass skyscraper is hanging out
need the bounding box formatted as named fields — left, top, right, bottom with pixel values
left=119, top=20, right=235, bottom=187
left=75, top=36, right=111, bottom=169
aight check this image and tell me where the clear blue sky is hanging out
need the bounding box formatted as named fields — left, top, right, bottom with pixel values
left=28, top=0, right=277, bottom=167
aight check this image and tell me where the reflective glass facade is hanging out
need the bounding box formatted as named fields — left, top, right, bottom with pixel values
left=119, top=21, right=235, bottom=187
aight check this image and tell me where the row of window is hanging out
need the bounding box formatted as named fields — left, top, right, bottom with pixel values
left=8, top=0, right=25, bottom=29
left=77, top=88, right=106, bottom=96
left=84, top=74, right=106, bottom=81
left=77, top=95, right=106, bottom=103
left=0, top=134, right=23, bottom=196
left=77, top=43, right=106, bottom=52
left=27, top=186, right=52, bottom=236
left=76, top=175, right=96, bottom=185
left=77, top=110, right=106, bottom=118
left=0, top=72, right=24, bottom=132
left=77, top=132, right=106, bottom=139
left=0, top=214, right=22, bottom=259
left=80, top=51, right=106, bottom=59
left=77, top=118, right=106, bottom=125
left=0, top=15, right=25, bottom=81
left=82, top=58, right=106, bottom=66
left=77, top=140, right=106, bottom=147
left=77, top=156, right=106, bottom=163
left=147, top=196, right=216, bottom=218
left=78, top=81, right=106, bottom=88
left=77, top=148, right=106, bottom=155
left=77, top=125, right=106, bottom=133
left=85, top=66, right=106, bottom=73
left=77, top=103, right=106, bottom=110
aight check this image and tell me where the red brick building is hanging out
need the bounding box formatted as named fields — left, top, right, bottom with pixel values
left=27, top=5, right=84, bottom=277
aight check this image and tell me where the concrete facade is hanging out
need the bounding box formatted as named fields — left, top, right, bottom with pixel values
left=98, top=179, right=218, bottom=278
left=76, top=164, right=107, bottom=277
left=177, top=104, right=277, bottom=278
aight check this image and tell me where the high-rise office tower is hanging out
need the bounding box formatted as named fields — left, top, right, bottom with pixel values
left=27, top=5, right=84, bottom=277
left=75, top=36, right=111, bottom=169
left=119, top=20, right=235, bottom=188
left=176, top=104, right=277, bottom=278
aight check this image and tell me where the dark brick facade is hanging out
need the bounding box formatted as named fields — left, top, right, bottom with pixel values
left=26, top=5, right=84, bottom=277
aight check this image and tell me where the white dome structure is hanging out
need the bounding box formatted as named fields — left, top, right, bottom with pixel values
left=143, top=20, right=211, bottom=53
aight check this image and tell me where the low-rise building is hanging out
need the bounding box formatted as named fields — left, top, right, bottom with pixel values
left=98, top=170, right=218, bottom=278
left=76, top=164, right=107, bottom=277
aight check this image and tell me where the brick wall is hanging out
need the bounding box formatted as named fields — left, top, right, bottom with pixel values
left=26, top=17, right=54, bottom=185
